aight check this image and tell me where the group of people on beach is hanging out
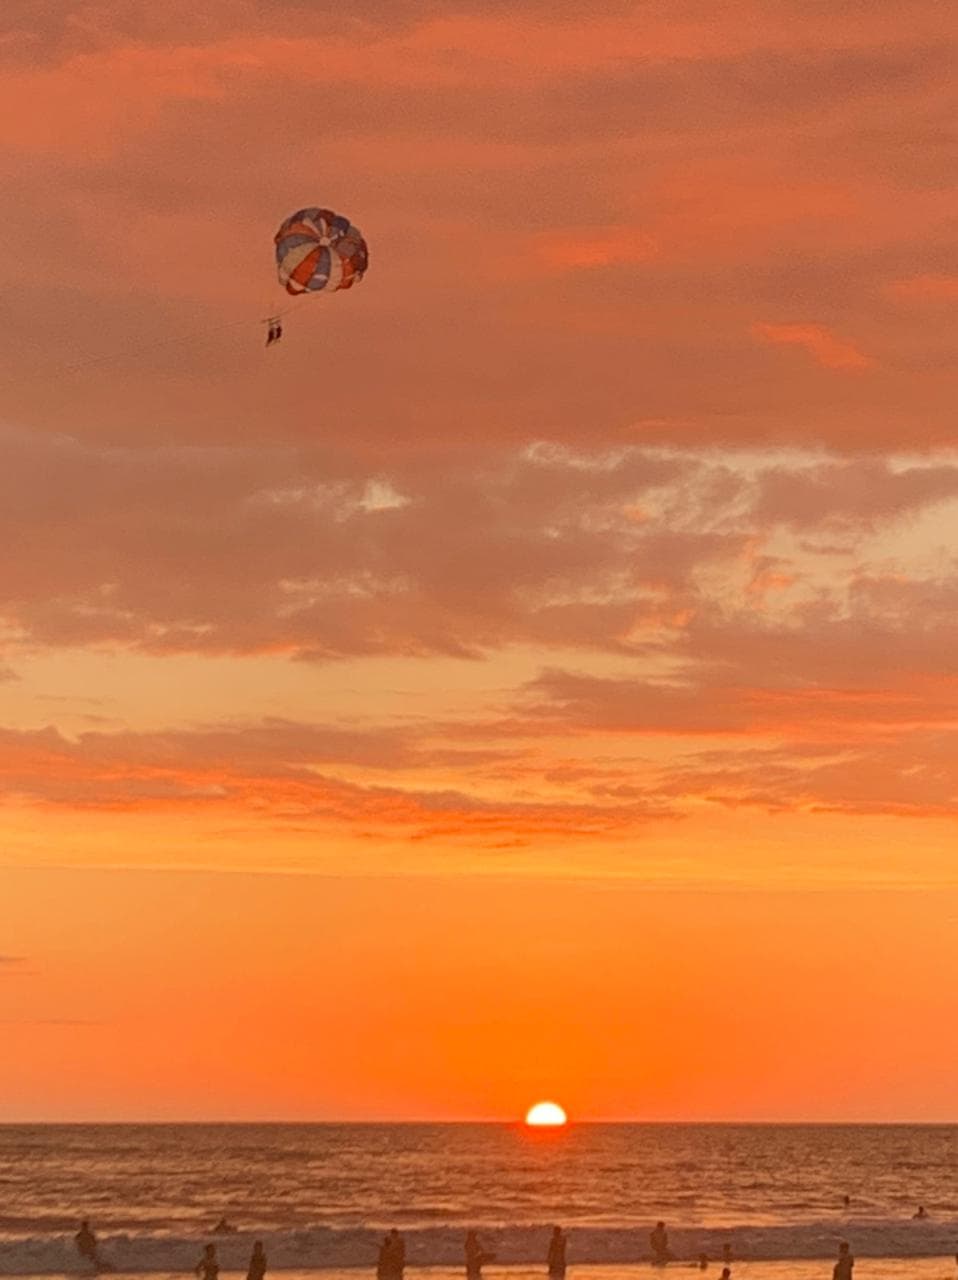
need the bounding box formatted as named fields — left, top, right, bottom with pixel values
left=74, top=1224, right=266, bottom=1280
left=195, top=1240, right=267, bottom=1280
left=377, top=1226, right=566, bottom=1280
left=69, top=1217, right=745, bottom=1279
left=74, top=1215, right=954, bottom=1280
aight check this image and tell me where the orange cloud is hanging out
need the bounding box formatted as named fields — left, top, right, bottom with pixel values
left=750, top=321, right=877, bottom=371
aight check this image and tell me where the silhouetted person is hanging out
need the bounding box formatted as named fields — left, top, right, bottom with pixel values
left=697, top=1254, right=709, bottom=1270
left=720, top=1269, right=731, bottom=1280
left=196, top=1245, right=219, bottom=1280
left=721, top=1245, right=732, bottom=1266
left=548, top=1227, right=567, bottom=1278
left=842, top=1196, right=851, bottom=1210
left=650, top=1223, right=672, bottom=1267
left=913, top=1207, right=928, bottom=1220
left=75, top=1222, right=103, bottom=1270
left=465, top=1231, right=494, bottom=1280
left=247, top=1242, right=267, bottom=1280
left=833, top=1242, right=853, bottom=1280
left=387, top=1230, right=405, bottom=1280
left=377, top=1238, right=391, bottom=1280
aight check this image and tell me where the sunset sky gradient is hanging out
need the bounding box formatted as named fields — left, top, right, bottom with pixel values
left=1, top=0, right=956, bottom=1121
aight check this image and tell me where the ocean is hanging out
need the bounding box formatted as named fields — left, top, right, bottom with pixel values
left=1, top=1125, right=956, bottom=1278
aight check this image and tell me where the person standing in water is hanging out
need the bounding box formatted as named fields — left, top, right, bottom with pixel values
left=650, top=1223, right=672, bottom=1267
left=75, top=1222, right=106, bottom=1271
left=833, top=1242, right=853, bottom=1280
left=246, top=1242, right=267, bottom=1280
left=547, top=1227, right=567, bottom=1278
left=465, top=1231, right=495, bottom=1279
left=387, top=1229, right=406, bottom=1280
left=377, top=1238, right=391, bottom=1280
left=196, top=1245, right=219, bottom=1280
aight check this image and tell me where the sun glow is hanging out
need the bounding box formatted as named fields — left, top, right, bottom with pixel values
left=525, top=1101, right=567, bottom=1126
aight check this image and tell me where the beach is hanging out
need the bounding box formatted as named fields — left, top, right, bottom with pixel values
left=8, top=1267, right=958, bottom=1280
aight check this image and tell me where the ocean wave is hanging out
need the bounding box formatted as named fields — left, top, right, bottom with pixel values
left=2, top=1222, right=957, bottom=1274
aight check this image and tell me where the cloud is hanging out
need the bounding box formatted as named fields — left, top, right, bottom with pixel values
left=0, top=430, right=724, bottom=658
left=2, top=430, right=958, bottom=664
left=750, top=322, right=876, bottom=371
left=751, top=460, right=958, bottom=529
left=658, top=731, right=958, bottom=818
left=0, top=720, right=674, bottom=842
left=3, top=451, right=958, bottom=833
left=1, top=1, right=956, bottom=851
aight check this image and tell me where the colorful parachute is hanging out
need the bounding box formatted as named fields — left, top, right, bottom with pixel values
left=274, top=207, right=369, bottom=296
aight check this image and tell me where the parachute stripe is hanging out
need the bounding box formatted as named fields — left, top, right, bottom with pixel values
left=289, top=248, right=322, bottom=290
left=279, top=240, right=321, bottom=280
left=325, top=250, right=344, bottom=291
left=277, top=222, right=319, bottom=244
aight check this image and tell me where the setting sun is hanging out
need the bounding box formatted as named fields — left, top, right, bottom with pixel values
left=525, top=1101, right=567, bottom=1127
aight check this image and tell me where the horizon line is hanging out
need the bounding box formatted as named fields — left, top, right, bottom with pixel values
left=3, top=1117, right=957, bottom=1126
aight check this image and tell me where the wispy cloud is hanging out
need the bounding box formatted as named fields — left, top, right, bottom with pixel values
left=750, top=322, right=876, bottom=371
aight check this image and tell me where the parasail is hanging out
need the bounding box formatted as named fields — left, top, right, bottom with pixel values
left=274, top=207, right=369, bottom=297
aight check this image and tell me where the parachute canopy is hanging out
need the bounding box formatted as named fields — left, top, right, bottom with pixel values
left=275, top=207, right=369, bottom=296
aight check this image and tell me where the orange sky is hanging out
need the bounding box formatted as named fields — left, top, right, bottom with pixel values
left=1, top=0, right=956, bottom=1120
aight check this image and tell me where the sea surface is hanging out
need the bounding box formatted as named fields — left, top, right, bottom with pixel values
left=1, top=1125, right=956, bottom=1275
